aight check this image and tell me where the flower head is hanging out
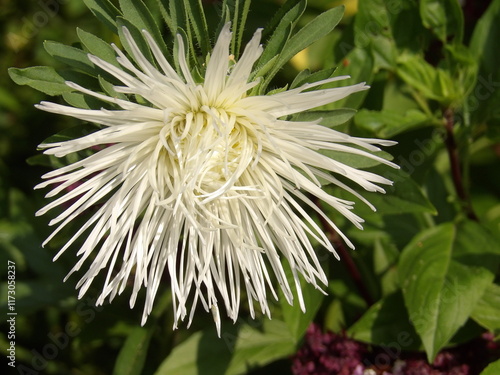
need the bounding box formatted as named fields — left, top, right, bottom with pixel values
left=36, top=23, right=397, bottom=333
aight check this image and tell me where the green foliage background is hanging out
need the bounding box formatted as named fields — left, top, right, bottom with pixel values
left=1, top=0, right=500, bottom=374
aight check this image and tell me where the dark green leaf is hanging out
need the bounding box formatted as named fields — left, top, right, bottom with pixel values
left=419, top=0, right=464, bottom=43
left=348, top=291, right=422, bottom=350
left=398, top=221, right=500, bottom=361
left=154, top=319, right=295, bottom=375
left=82, top=0, right=122, bottom=33
left=8, top=67, right=73, bottom=96
left=112, top=292, right=170, bottom=375
left=351, top=167, right=437, bottom=215
left=258, top=0, right=306, bottom=72
left=469, top=0, right=500, bottom=124
left=262, top=6, right=344, bottom=91
left=119, top=0, right=170, bottom=58
left=184, top=0, right=209, bottom=55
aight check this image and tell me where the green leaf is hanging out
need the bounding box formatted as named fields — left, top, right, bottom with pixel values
left=397, top=54, right=456, bottom=104
left=280, top=261, right=327, bottom=342
left=471, top=283, right=500, bottom=332
left=184, top=0, right=209, bottom=56
left=469, top=0, right=500, bottom=124
left=231, top=0, right=251, bottom=57
left=119, top=0, right=170, bottom=58
left=44, top=41, right=96, bottom=76
left=348, top=291, right=422, bottom=350
left=154, top=319, right=295, bottom=375
left=349, top=167, right=437, bottom=215
left=480, top=359, right=500, bottom=375
left=262, top=0, right=302, bottom=39
left=77, top=28, right=120, bottom=68
left=8, top=67, right=73, bottom=96
left=398, top=221, right=500, bottom=362
left=82, top=0, right=122, bottom=33
left=112, top=292, right=170, bottom=375
left=262, top=6, right=345, bottom=91
left=293, top=108, right=356, bottom=128
left=258, top=0, right=306, bottom=71
left=419, top=0, right=464, bottom=43
left=290, top=67, right=337, bottom=89
left=116, top=17, right=155, bottom=66
left=470, top=0, right=500, bottom=78
left=355, top=109, right=432, bottom=138
left=321, top=48, right=374, bottom=110
left=354, top=0, right=391, bottom=47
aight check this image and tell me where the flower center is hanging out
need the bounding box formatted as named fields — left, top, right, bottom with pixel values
left=159, top=106, right=253, bottom=199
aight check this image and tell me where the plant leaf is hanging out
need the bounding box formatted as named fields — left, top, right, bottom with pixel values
left=154, top=319, right=295, bottom=375
left=348, top=291, right=422, bottom=350
left=480, top=359, right=500, bottom=375
left=398, top=221, right=500, bottom=362
left=82, top=0, right=122, bottom=33
left=8, top=67, right=73, bottom=96
left=44, top=41, right=96, bottom=76
left=262, top=6, right=344, bottom=90
left=471, top=283, right=500, bottom=332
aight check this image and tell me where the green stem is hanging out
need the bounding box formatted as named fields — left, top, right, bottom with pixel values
left=443, top=108, right=478, bottom=221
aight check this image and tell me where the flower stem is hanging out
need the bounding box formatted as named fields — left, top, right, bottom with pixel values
left=443, top=108, right=478, bottom=222
left=314, top=198, right=374, bottom=307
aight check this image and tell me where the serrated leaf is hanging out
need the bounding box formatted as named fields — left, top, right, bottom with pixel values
left=116, top=17, right=155, bottom=66
left=8, top=67, right=73, bottom=96
left=119, top=0, right=170, bottom=57
left=82, top=0, right=122, bottom=33
left=348, top=291, right=422, bottom=350
left=258, top=0, right=306, bottom=71
left=262, top=6, right=344, bottom=90
left=77, top=28, right=120, bottom=68
left=184, top=0, right=209, bottom=55
left=471, top=283, right=500, bottom=332
left=154, top=320, right=295, bottom=375
left=398, top=221, right=500, bottom=362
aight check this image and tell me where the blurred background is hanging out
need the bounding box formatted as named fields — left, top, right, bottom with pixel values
left=1, top=0, right=499, bottom=374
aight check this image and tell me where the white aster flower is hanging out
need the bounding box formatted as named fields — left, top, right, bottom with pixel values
left=35, top=24, right=397, bottom=334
